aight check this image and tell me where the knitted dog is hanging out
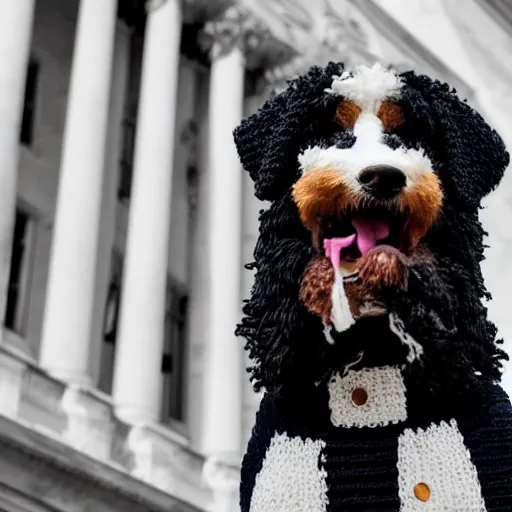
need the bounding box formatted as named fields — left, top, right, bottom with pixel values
left=234, top=63, right=512, bottom=511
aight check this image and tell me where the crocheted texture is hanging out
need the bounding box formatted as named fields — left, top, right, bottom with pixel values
left=234, top=62, right=509, bottom=396
left=249, top=433, right=328, bottom=512
left=357, top=246, right=410, bottom=291
left=389, top=313, right=424, bottom=363
left=330, top=268, right=355, bottom=333
left=377, top=102, right=406, bottom=131
left=326, top=63, right=403, bottom=112
left=300, top=255, right=335, bottom=324
left=334, top=100, right=362, bottom=130
left=397, top=420, right=486, bottom=511
left=328, top=366, right=407, bottom=428
left=460, top=388, right=512, bottom=511
left=241, top=385, right=512, bottom=512
left=235, top=62, right=512, bottom=511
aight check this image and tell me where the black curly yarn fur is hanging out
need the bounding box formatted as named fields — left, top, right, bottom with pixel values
left=234, top=63, right=509, bottom=398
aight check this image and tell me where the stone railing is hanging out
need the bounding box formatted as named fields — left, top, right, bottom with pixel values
left=0, top=341, right=218, bottom=511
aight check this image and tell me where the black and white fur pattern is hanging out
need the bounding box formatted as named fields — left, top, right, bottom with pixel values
left=300, top=64, right=435, bottom=195
left=234, top=63, right=512, bottom=511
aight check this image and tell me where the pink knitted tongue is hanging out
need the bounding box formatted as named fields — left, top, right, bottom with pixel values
left=351, top=217, right=390, bottom=256
left=324, top=235, right=356, bottom=270
left=323, top=217, right=390, bottom=269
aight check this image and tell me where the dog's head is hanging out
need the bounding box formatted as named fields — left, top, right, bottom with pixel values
left=235, top=63, right=509, bottom=394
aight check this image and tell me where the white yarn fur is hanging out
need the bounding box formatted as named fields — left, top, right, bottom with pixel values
left=397, top=420, right=487, bottom=511
left=389, top=313, right=424, bottom=363
left=301, top=63, right=432, bottom=195
left=328, top=365, right=408, bottom=428
left=326, top=63, right=403, bottom=114
left=331, top=268, right=355, bottom=333
left=249, top=433, right=328, bottom=512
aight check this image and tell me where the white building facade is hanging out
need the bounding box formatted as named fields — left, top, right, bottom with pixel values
left=0, top=0, right=511, bottom=511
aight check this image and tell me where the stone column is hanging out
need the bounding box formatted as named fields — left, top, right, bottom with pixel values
left=0, top=0, right=36, bottom=327
left=200, top=5, right=268, bottom=463
left=39, top=0, right=118, bottom=386
left=185, top=70, right=210, bottom=451
left=112, top=0, right=182, bottom=424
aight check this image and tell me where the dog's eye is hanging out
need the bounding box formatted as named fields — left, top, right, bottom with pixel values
left=377, top=102, right=405, bottom=132
left=334, top=100, right=362, bottom=130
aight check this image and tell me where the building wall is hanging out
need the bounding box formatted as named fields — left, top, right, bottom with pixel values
left=8, top=0, right=512, bottom=484
left=14, top=0, right=79, bottom=359
left=12, top=0, right=207, bottom=423
left=4, top=0, right=512, bottom=510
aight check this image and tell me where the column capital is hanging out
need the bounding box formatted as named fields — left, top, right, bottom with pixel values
left=201, top=5, right=271, bottom=61
left=264, top=55, right=306, bottom=87
left=262, top=20, right=372, bottom=94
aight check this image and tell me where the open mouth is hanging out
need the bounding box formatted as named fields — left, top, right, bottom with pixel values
left=321, top=207, right=409, bottom=273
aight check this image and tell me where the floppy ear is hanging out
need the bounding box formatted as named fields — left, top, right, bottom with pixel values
left=233, top=91, right=291, bottom=202
left=430, top=85, right=509, bottom=208
left=233, top=63, right=344, bottom=202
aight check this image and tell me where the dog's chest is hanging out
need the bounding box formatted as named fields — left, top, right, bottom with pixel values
left=244, top=365, right=497, bottom=512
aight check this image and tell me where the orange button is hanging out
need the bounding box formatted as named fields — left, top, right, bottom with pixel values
left=351, top=387, right=368, bottom=406
left=414, top=482, right=431, bottom=502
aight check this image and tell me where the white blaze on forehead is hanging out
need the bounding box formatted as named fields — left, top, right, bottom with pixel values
left=352, top=113, right=383, bottom=151
left=326, top=63, right=403, bottom=113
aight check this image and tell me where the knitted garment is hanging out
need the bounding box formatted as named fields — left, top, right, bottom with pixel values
left=233, top=63, right=512, bottom=511
left=240, top=365, right=512, bottom=511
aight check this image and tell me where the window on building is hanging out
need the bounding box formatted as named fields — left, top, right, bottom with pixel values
left=98, top=251, right=123, bottom=394
left=103, top=254, right=123, bottom=345
left=20, top=57, right=39, bottom=146
left=118, top=32, right=143, bottom=201
left=4, top=209, right=36, bottom=335
left=161, top=278, right=188, bottom=423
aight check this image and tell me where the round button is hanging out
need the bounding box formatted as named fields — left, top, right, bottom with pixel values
left=351, top=387, right=368, bottom=406
left=414, top=483, right=430, bottom=502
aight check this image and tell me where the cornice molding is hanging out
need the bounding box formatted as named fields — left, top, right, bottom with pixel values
left=200, top=4, right=297, bottom=69
left=201, top=5, right=272, bottom=60
left=475, top=0, right=512, bottom=33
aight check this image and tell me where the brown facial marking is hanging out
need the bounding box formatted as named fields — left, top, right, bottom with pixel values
left=357, top=245, right=410, bottom=291
left=300, top=245, right=437, bottom=326
left=399, top=172, right=443, bottom=251
left=292, top=167, right=357, bottom=234
left=334, top=100, right=362, bottom=130
left=300, top=255, right=381, bottom=323
left=377, top=102, right=405, bottom=131
left=300, top=256, right=335, bottom=324
left=293, top=166, right=443, bottom=254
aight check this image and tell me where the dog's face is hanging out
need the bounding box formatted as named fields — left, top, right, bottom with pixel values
left=293, top=65, right=445, bottom=324
left=235, top=63, right=509, bottom=393
left=294, top=66, right=442, bottom=267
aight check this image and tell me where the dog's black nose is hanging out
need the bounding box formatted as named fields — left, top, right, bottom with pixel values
left=358, top=165, right=406, bottom=199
